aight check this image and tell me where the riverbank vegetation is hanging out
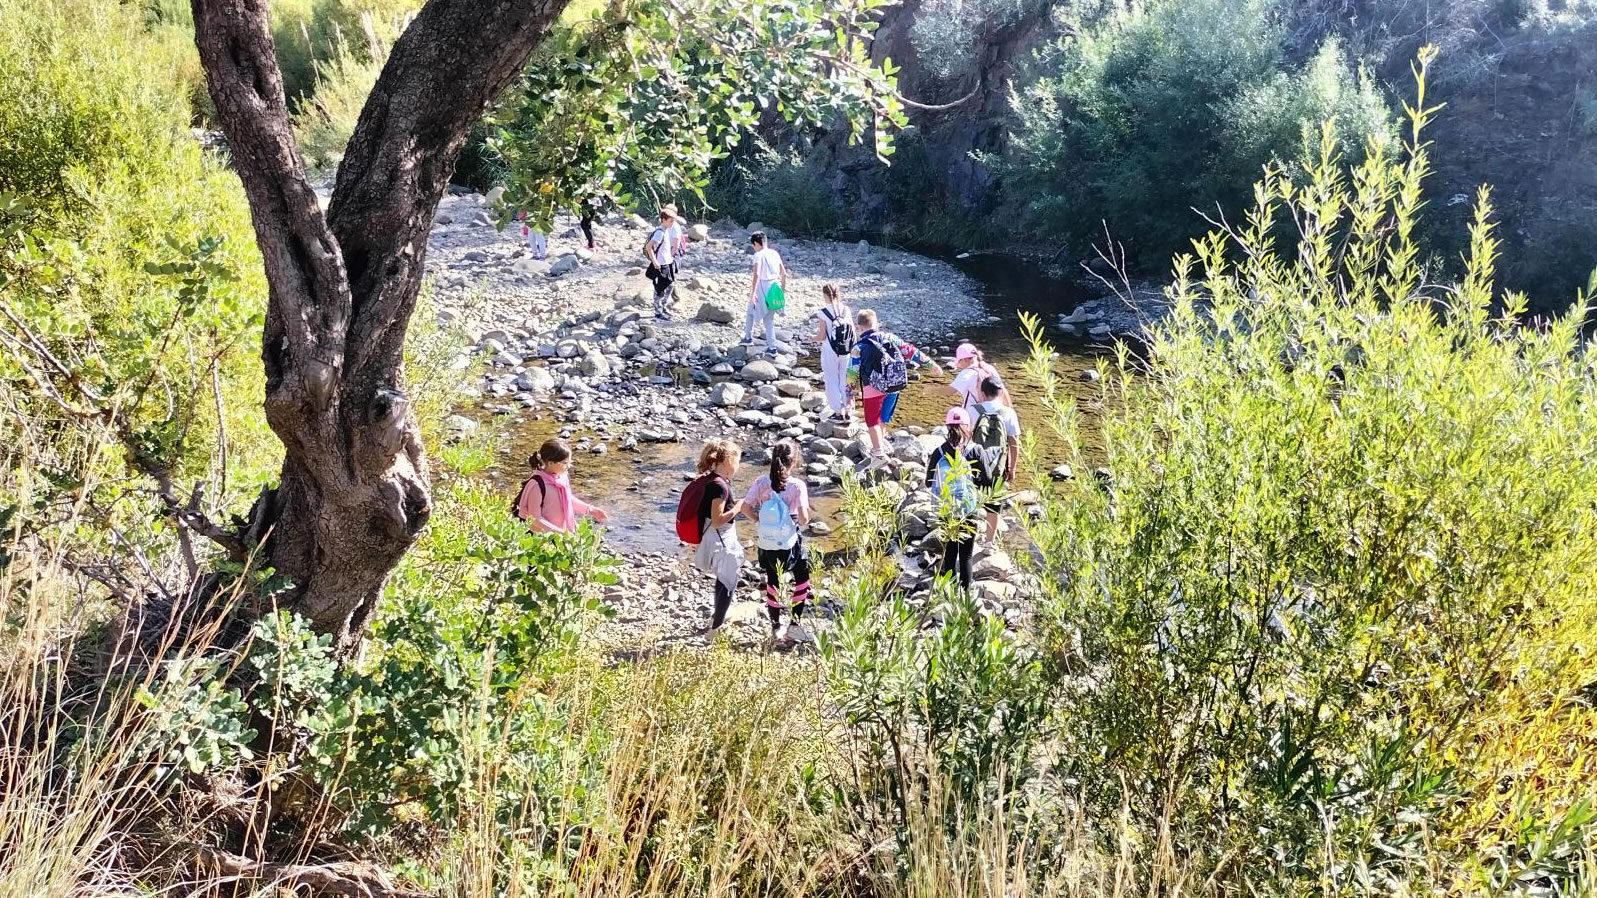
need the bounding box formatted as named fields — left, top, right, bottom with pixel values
left=2, top=0, right=1594, bottom=895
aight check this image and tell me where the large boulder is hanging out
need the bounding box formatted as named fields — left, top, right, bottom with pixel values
left=515, top=368, right=556, bottom=393
left=513, top=258, right=550, bottom=277
left=688, top=223, right=710, bottom=242
left=694, top=303, right=735, bottom=324
left=580, top=351, right=611, bottom=377
left=549, top=254, right=581, bottom=277
left=739, top=359, right=780, bottom=382
left=710, top=382, right=746, bottom=407
left=775, top=379, right=808, bottom=398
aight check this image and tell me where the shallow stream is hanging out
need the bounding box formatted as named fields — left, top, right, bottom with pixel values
left=481, top=253, right=1116, bottom=556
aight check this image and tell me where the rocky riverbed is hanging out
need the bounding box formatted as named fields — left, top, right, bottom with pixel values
left=423, top=188, right=1145, bottom=652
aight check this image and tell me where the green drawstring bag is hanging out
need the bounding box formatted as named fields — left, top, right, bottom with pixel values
left=763, top=281, right=786, bottom=312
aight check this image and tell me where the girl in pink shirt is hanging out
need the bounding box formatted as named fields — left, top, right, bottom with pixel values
left=515, top=439, right=608, bottom=533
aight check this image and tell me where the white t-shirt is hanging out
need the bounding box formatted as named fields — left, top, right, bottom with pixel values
left=648, top=227, right=675, bottom=266
left=971, top=400, right=1021, bottom=440
left=752, top=247, right=783, bottom=287
left=667, top=223, right=684, bottom=250
left=952, top=362, right=1001, bottom=407
left=817, top=304, right=853, bottom=357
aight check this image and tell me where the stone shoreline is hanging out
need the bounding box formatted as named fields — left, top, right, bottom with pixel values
left=423, top=190, right=1071, bottom=652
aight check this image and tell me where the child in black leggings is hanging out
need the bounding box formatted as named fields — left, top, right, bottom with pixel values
left=926, top=407, right=983, bottom=589
left=743, top=439, right=813, bottom=645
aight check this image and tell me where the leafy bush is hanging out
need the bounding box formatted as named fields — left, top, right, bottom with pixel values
left=823, top=569, right=1049, bottom=852
left=270, top=0, right=422, bottom=106
left=490, top=0, right=903, bottom=229
left=683, top=145, right=842, bottom=236
left=290, top=19, right=390, bottom=172
left=1004, top=0, right=1392, bottom=266
left=1019, top=55, right=1597, bottom=892
left=263, top=483, right=617, bottom=837
left=910, top=0, right=1046, bottom=80
left=0, top=0, right=273, bottom=596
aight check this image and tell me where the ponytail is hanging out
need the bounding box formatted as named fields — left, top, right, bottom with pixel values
left=946, top=423, right=970, bottom=446
left=769, top=439, right=798, bottom=493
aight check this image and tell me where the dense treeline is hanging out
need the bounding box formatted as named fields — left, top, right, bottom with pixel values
left=717, top=0, right=1597, bottom=305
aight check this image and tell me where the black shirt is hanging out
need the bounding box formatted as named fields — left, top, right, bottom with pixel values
left=698, top=476, right=735, bottom=534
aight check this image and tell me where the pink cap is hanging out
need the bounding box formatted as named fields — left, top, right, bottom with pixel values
left=954, top=342, right=978, bottom=360
left=945, top=407, right=971, bottom=426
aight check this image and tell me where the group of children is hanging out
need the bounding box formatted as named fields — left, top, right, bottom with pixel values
left=512, top=278, right=1023, bottom=647
left=681, top=438, right=815, bottom=646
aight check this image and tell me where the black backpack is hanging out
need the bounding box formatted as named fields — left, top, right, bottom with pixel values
left=970, top=406, right=1008, bottom=487
left=821, top=307, right=855, bottom=356
left=511, top=474, right=547, bottom=520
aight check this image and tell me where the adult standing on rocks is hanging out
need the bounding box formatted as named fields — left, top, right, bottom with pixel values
left=742, top=231, right=788, bottom=356
left=645, top=204, right=680, bottom=321
left=578, top=194, right=607, bottom=253
left=814, top=283, right=854, bottom=421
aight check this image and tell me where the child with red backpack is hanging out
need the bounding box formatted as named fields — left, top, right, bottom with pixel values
left=514, top=439, right=608, bottom=533
left=679, top=439, right=744, bottom=637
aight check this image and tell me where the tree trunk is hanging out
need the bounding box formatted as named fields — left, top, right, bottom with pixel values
left=191, top=0, right=569, bottom=650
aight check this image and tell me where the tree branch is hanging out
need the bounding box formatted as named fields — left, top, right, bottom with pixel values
left=191, top=0, right=351, bottom=419
left=328, top=0, right=572, bottom=386
left=0, top=304, right=249, bottom=565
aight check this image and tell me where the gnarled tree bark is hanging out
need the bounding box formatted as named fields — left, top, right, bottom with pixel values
left=190, top=0, right=569, bottom=650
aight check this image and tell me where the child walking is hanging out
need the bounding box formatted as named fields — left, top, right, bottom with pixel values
left=925, top=408, right=983, bottom=589
left=515, top=210, right=547, bottom=260
left=814, top=283, right=854, bottom=421
left=849, top=309, right=943, bottom=466
left=742, top=439, right=813, bottom=646
left=515, top=439, right=608, bottom=533
left=687, top=439, right=744, bottom=637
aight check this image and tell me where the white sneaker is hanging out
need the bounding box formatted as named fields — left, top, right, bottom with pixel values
left=784, top=621, right=813, bottom=644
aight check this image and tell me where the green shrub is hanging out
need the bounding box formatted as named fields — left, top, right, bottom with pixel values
left=290, top=21, right=390, bottom=172
left=284, top=485, right=617, bottom=837
left=1003, top=0, right=1392, bottom=267
left=1019, top=54, right=1597, bottom=892
left=688, top=146, right=841, bottom=237
left=822, top=568, right=1049, bottom=852
left=0, top=0, right=274, bottom=552
left=271, top=0, right=421, bottom=105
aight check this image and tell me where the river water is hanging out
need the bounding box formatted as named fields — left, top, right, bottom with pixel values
left=488, top=253, right=1115, bottom=556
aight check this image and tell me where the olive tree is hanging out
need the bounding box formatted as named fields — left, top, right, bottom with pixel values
left=189, top=0, right=903, bottom=649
